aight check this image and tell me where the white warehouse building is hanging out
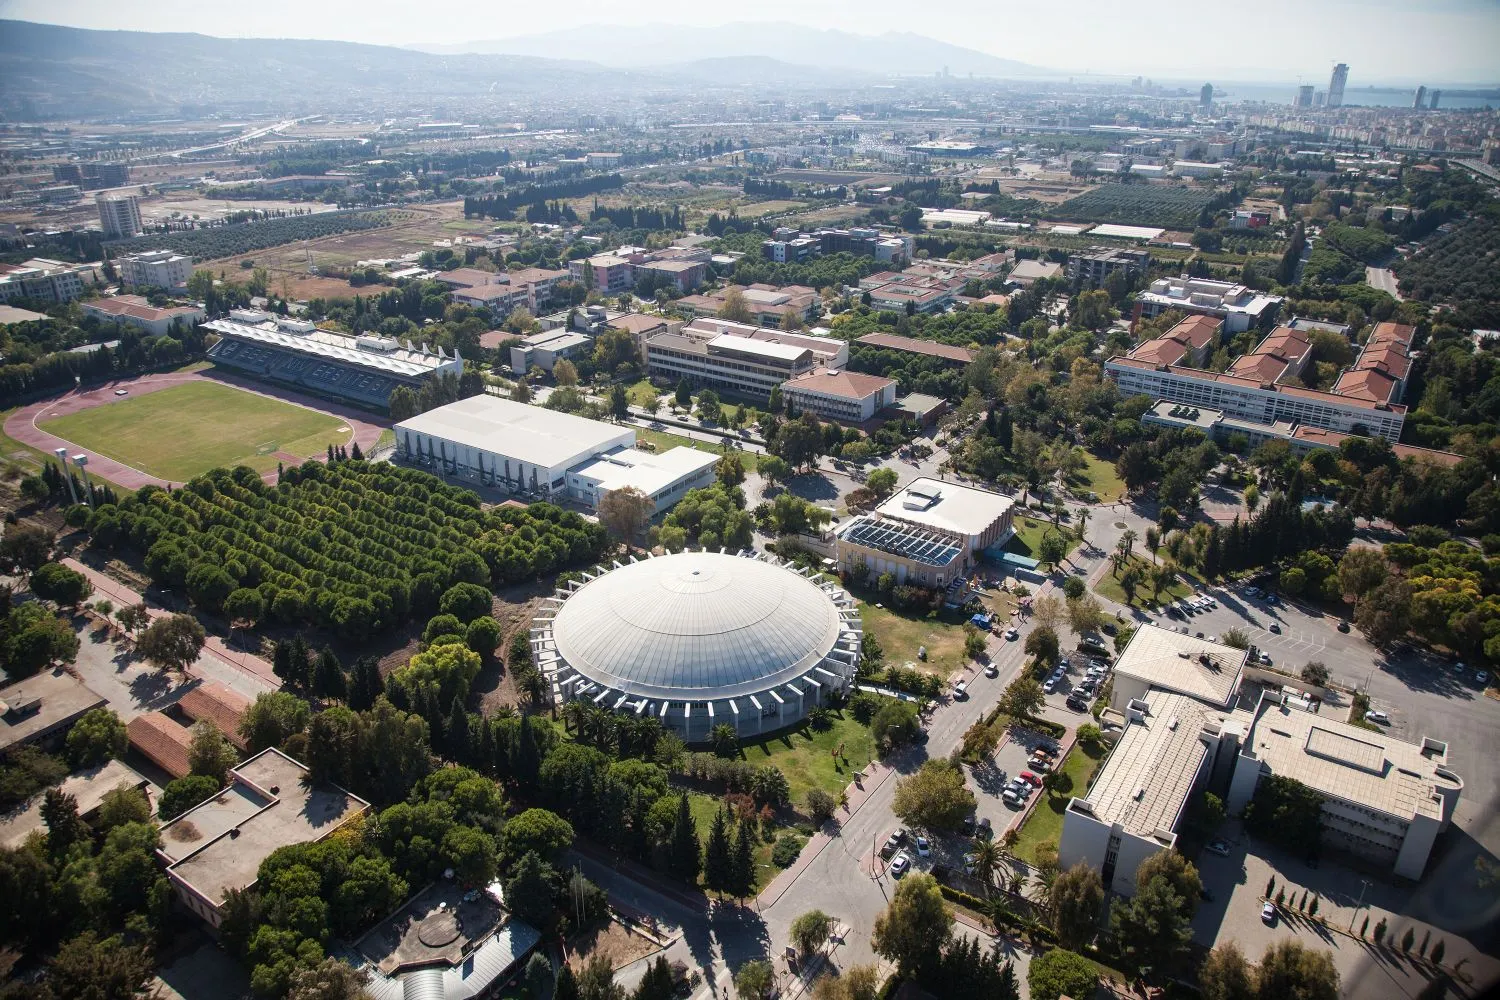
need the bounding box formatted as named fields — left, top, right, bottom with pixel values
left=394, top=395, right=715, bottom=512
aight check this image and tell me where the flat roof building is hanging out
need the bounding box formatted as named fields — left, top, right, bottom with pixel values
left=117, top=250, right=193, bottom=291
left=1066, top=247, right=1149, bottom=288
left=0, top=670, right=108, bottom=755
left=1226, top=693, right=1462, bottom=880
left=508, top=329, right=594, bottom=375
left=97, top=192, right=142, bottom=239
left=395, top=395, right=712, bottom=511
left=644, top=321, right=835, bottom=400
left=1007, top=260, right=1064, bottom=287
left=835, top=478, right=1015, bottom=589
left=157, top=748, right=371, bottom=928
left=1136, top=276, right=1283, bottom=334
left=0, top=760, right=150, bottom=849
left=1109, top=623, right=1247, bottom=712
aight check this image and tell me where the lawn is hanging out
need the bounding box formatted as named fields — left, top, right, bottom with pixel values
left=1004, top=515, right=1076, bottom=563
left=1092, top=554, right=1190, bottom=609
left=1068, top=452, right=1126, bottom=503
left=634, top=426, right=759, bottom=472
left=859, top=600, right=968, bottom=679
left=739, top=709, right=875, bottom=806
left=625, top=378, right=660, bottom=408
left=1010, top=742, right=1106, bottom=865
left=38, top=381, right=352, bottom=482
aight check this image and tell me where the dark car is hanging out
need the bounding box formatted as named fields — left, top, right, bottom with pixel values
left=961, top=815, right=976, bottom=836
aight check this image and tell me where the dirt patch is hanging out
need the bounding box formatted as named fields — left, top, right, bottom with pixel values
left=281, top=275, right=371, bottom=301
left=566, top=918, right=660, bottom=973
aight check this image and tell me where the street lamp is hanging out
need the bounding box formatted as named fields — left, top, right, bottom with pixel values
left=1349, top=878, right=1371, bottom=930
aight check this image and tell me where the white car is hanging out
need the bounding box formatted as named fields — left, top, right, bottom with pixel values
left=984, top=663, right=998, bottom=678
left=890, top=853, right=910, bottom=877
left=915, top=835, right=931, bottom=857
left=1365, top=710, right=1391, bottom=725
left=953, top=681, right=968, bottom=700
left=1004, top=627, right=1019, bottom=641
left=1261, top=901, right=1277, bottom=925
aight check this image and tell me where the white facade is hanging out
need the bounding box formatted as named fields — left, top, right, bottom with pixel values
left=96, top=193, right=142, bottom=239
left=1136, top=276, right=1282, bottom=334
left=566, top=446, right=718, bottom=514
left=1105, top=355, right=1406, bottom=442
left=118, top=250, right=193, bottom=290
left=0, top=261, right=88, bottom=304
left=781, top=369, right=897, bottom=422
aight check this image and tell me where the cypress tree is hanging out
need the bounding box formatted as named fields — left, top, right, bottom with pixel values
left=702, top=808, right=732, bottom=895
left=273, top=641, right=293, bottom=685
left=731, top=820, right=755, bottom=901
left=478, top=721, right=498, bottom=777
left=997, top=407, right=1013, bottom=451
left=669, top=794, right=701, bottom=883
left=313, top=646, right=345, bottom=701
left=512, top=715, right=540, bottom=794
left=348, top=656, right=382, bottom=711
left=554, top=963, right=580, bottom=1000
left=445, top=697, right=471, bottom=763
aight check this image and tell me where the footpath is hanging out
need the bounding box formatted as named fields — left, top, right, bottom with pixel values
left=62, top=557, right=280, bottom=688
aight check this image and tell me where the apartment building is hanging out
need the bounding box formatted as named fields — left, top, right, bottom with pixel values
left=674, top=284, right=820, bottom=327
left=781, top=368, right=897, bottom=422
left=859, top=271, right=961, bottom=313
left=1066, top=247, right=1150, bottom=288
left=96, top=192, right=142, bottom=239
left=1105, top=354, right=1406, bottom=441
left=1136, top=276, right=1283, bottom=333
left=117, top=249, right=193, bottom=290
left=569, top=254, right=635, bottom=294
left=509, top=329, right=594, bottom=374
left=0, top=259, right=89, bottom=304
left=638, top=258, right=706, bottom=293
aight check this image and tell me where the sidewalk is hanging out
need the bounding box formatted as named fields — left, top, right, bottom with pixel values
left=62, top=557, right=280, bottom=688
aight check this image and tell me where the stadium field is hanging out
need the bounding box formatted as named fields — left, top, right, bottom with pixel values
left=38, top=381, right=352, bottom=483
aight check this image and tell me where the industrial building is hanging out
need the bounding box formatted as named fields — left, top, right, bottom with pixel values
left=532, top=550, right=862, bottom=741
left=204, top=313, right=462, bottom=407
left=834, top=477, right=1015, bottom=588
left=394, top=395, right=715, bottom=511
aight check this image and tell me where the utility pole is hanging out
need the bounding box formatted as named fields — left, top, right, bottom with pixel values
left=54, top=448, right=79, bottom=505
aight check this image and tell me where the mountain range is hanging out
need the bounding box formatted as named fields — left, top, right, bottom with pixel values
left=411, top=22, right=1052, bottom=79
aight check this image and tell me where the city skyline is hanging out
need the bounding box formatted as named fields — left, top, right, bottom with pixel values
left=0, top=0, right=1496, bottom=83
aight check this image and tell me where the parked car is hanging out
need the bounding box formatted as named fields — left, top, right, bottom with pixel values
left=1261, top=901, right=1277, bottom=925
left=1259, top=652, right=1273, bottom=665
left=953, top=681, right=968, bottom=700
left=880, top=834, right=901, bottom=859
left=1029, top=756, right=1053, bottom=772
left=1268, top=623, right=1281, bottom=633
left=1364, top=710, right=1391, bottom=725
left=1477, top=670, right=1491, bottom=686
left=1002, top=788, right=1024, bottom=806
left=1337, top=621, right=1351, bottom=633
left=963, top=853, right=978, bottom=876
left=961, top=815, right=976, bottom=836
left=890, top=853, right=910, bottom=877
left=977, top=817, right=993, bottom=839
left=113, top=388, right=128, bottom=396
left=1066, top=695, right=1088, bottom=711
left=915, top=835, right=931, bottom=857
left=1019, top=772, right=1042, bottom=787
left=984, top=663, right=998, bottom=678
left=1206, top=839, right=1231, bottom=857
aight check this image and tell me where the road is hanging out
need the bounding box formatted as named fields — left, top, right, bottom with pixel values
left=1365, top=266, right=1403, bottom=300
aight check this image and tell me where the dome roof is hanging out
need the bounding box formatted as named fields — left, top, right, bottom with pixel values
left=550, top=551, right=847, bottom=701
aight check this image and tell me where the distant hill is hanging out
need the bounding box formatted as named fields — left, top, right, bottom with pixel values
left=0, top=19, right=611, bottom=118
left=412, top=22, right=1054, bottom=79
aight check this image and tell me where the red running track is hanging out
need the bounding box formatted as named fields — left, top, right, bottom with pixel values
left=5, top=368, right=391, bottom=490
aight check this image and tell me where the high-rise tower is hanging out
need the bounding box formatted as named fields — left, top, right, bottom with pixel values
left=1327, top=63, right=1349, bottom=108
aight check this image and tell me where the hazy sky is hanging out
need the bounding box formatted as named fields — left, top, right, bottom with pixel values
left=3, top=0, right=1497, bottom=83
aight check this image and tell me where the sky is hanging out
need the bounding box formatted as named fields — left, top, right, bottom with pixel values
left=2, top=0, right=1498, bottom=83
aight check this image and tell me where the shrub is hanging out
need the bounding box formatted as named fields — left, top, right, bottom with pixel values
left=772, top=833, right=805, bottom=868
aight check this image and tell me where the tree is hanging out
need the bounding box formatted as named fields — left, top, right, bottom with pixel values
left=1051, top=862, right=1105, bottom=949
left=134, top=613, right=205, bottom=673
left=1243, top=775, right=1323, bottom=854
left=758, top=455, right=791, bottom=487
left=1038, top=532, right=1068, bottom=570
left=0, top=523, right=53, bottom=573
left=505, top=807, right=575, bottom=862
left=553, top=358, right=580, bottom=386
left=1136, top=849, right=1203, bottom=918
left=504, top=851, right=557, bottom=929
left=224, top=587, right=265, bottom=629
left=892, top=759, right=975, bottom=832
left=667, top=794, right=701, bottom=882
left=188, top=721, right=239, bottom=785
left=511, top=380, right=533, bottom=403
left=1027, top=947, right=1097, bottom=1000
left=1024, top=625, right=1060, bottom=666
left=719, top=287, right=752, bottom=323
left=872, top=872, right=951, bottom=979
left=1256, top=940, right=1339, bottom=1000
left=998, top=675, right=1045, bottom=721
left=1300, top=661, right=1330, bottom=687
left=66, top=707, right=127, bottom=768
left=791, top=909, right=833, bottom=955
left=1337, top=547, right=1387, bottom=602
left=1198, top=942, right=1255, bottom=1000
left=30, top=562, right=92, bottom=607
left=465, top=617, right=501, bottom=658
left=349, top=656, right=383, bottom=711
left=158, top=774, right=221, bottom=820
left=711, top=723, right=739, bottom=758
left=869, top=698, right=920, bottom=749
left=729, top=820, right=755, bottom=899
left=703, top=807, right=733, bottom=895
left=285, top=958, right=371, bottom=1000
left=312, top=646, right=348, bottom=702
left=733, top=959, right=775, bottom=1000
left=114, top=602, right=148, bottom=638
left=439, top=582, right=492, bottom=622
left=803, top=788, right=837, bottom=826
left=442, top=825, right=498, bottom=887
left=1109, top=874, right=1194, bottom=977
left=1355, top=577, right=1411, bottom=646
left=865, top=467, right=898, bottom=497
left=42, top=788, right=89, bottom=859
left=609, top=383, right=630, bottom=421
left=715, top=452, right=746, bottom=488
left=598, top=486, right=654, bottom=549
left=45, top=931, right=155, bottom=1000
left=236, top=692, right=312, bottom=755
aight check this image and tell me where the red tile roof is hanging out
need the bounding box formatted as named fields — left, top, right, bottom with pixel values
left=1105, top=355, right=1406, bottom=413
left=1333, top=366, right=1401, bottom=403
left=127, top=713, right=193, bottom=779
left=177, top=682, right=252, bottom=750
left=1164, top=314, right=1223, bottom=350
left=855, top=332, right=976, bottom=364
left=784, top=368, right=896, bottom=400
left=1228, top=353, right=1292, bottom=382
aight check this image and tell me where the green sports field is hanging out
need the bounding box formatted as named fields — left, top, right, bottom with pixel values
left=39, top=381, right=352, bottom=482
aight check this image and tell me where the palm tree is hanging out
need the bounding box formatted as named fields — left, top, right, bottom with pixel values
left=1075, top=507, right=1090, bottom=546
left=1150, top=562, right=1176, bottom=599
left=561, top=700, right=588, bottom=733
left=1108, top=550, right=1126, bottom=578
left=970, top=838, right=1004, bottom=897
left=1120, top=528, right=1139, bottom=560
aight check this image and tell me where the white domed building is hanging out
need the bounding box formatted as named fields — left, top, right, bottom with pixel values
left=531, top=550, right=862, bottom=742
